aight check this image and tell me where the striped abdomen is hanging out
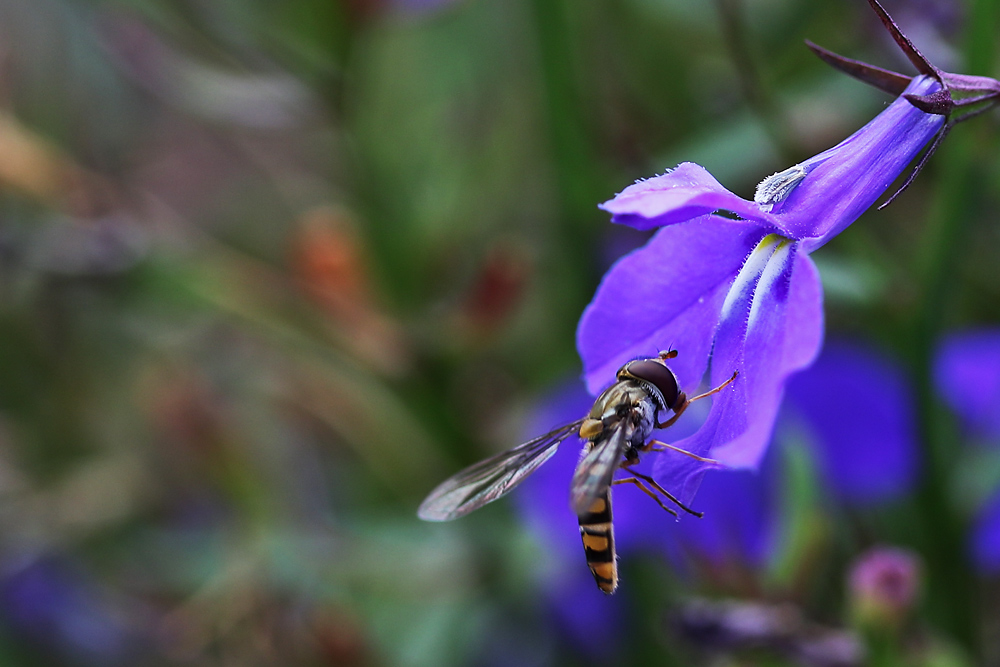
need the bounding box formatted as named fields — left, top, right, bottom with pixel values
left=578, top=491, right=617, bottom=594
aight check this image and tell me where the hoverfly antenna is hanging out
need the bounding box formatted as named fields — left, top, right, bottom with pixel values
left=658, top=349, right=679, bottom=360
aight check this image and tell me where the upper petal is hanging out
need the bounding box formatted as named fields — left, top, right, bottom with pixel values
left=782, top=76, right=944, bottom=248
left=577, top=214, right=770, bottom=395
left=599, top=163, right=783, bottom=233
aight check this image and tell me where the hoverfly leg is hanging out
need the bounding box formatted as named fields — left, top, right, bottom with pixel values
left=686, top=371, right=738, bottom=403
left=645, top=439, right=720, bottom=465
left=655, top=403, right=687, bottom=429
left=656, top=371, right=738, bottom=429
left=620, top=464, right=703, bottom=518
left=612, top=477, right=679, bottom=518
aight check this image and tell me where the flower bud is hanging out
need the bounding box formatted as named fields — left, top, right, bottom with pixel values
left=848, top=547, right=921, bottom=629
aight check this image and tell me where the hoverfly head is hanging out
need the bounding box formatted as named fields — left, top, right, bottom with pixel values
left=617, top=355, right=682, bottom=413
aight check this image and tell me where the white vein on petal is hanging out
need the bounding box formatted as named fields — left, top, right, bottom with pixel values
left=721, top=234, right=780, bottom=321
left=748, top=239, right=795, bottom=330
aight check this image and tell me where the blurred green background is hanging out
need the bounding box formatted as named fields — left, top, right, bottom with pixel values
left=0, top=0, right=999, bottom=664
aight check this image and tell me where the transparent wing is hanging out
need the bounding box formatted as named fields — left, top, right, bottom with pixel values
left=569, top=424, right=628, bottom=517
left=417, top=419, right=585, bottom=522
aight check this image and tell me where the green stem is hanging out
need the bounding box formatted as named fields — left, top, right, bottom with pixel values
left=910, top=129, right=977, bottom=650
left=528, top=0, right=611, bottom=359
left=712, top=0, right=796, bottom=161
left=529, top=0, right=607, bottom=229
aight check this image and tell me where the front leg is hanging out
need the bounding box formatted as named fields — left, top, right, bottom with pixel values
left=656, top=371, right=738, bottom=429
left=641, top=439, right=720, bottom=464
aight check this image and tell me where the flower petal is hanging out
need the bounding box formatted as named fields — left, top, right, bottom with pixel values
left=934, top=329, right=1000, bottom=439
left=783, top=341, right=919, bottom=505
left=783, top=76, right=944, bottom=248
left=577, top=215, right=770, bottom=395
left=652, top=248, right=824, bottom=502
left=599, top=163, right=779, bottom=232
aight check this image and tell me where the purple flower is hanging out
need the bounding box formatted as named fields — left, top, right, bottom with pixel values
left=577, top=75, right=943, bottom=505
left=933, top=329, right=1000, bottom=572
left=662, top=450, right=779, bottom=574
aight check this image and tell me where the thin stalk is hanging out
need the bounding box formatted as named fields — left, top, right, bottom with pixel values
left=712, top=0, right=797, bottom=161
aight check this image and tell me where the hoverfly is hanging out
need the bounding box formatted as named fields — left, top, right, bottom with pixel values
left=418, top=350, right=737, bottom=594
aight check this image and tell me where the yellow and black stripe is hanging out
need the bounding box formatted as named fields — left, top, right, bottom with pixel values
left=578, top=491, right=617, bottom=594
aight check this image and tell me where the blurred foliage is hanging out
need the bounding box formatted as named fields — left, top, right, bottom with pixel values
left=0, top=0, right=997, bottom=665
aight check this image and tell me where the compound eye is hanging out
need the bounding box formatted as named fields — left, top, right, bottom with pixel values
left=625, top=360, right=680, bottom=410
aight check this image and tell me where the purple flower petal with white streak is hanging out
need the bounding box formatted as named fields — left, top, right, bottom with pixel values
left=649, top=244, right=823, bottom=503
left=783, top=342, right=919, bottom=505
left=934, top=329, right=1000, bottom=439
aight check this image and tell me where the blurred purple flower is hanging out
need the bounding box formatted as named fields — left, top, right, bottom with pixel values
left=783, top=342, right=919, bottom=505
left=934, top=329, right=1000, bottom=438
left=577, top=75, right=942, bottom=506
left=934, top=329, right=1000, bottom=572
left=970, top=493, right=1000, bottom=573
left=0, top=556, right=143, bottom=664
left=518, top=342, right=917, bottom=644
left=669, top=343, right=919, bottom=570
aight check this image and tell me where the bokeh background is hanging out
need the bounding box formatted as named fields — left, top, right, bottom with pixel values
left=0, top=0, right=999, bottom=664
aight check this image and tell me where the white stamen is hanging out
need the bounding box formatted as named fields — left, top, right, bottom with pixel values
left=748, top=239, right=795, bottom=330
left=721, top=234, right=781, bottom=321
left=754, top=163, right=808, bottom=212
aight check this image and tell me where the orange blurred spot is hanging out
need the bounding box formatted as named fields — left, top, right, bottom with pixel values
left=455, top=242, right=531, bottom=342
left=291, top=206, right=409, bottom=374
left=0, top=112, right=115, bottom=217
